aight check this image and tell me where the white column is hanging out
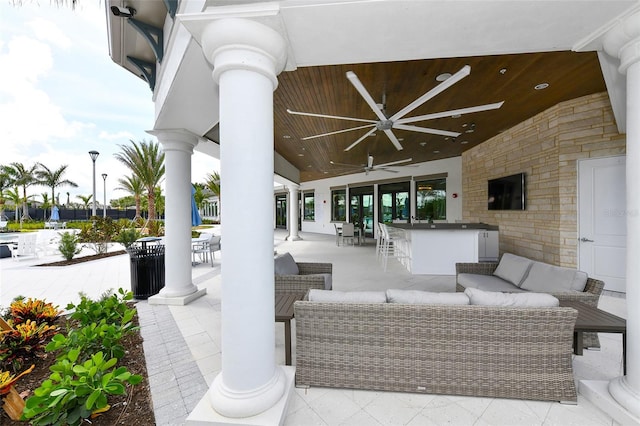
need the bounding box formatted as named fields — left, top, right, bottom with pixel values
left=286, top=184, right=301, bottom=240
left=588, top=12, right=640, bottom=422
left=149, top=130, right=206, bottom=304
left=188, top=17, right=289, bottom=418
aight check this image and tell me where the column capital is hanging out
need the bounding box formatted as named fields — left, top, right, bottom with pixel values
left=181, top=13, right=287, bottom=89
left=148, top=129, right=200, bottom=153
left=603, top=11, right=640, bottom=73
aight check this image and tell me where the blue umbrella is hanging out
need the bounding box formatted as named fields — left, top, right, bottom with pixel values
left=191, top=185, right=202, bottom=226
left=51, top=205, right=60, bottom=221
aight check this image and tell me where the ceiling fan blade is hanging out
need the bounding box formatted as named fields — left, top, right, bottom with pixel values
left=302, top=124, right=376, bottom=141
left=393, top=124, right=461, bottom=138
left=286, top=109, right=377, bottom=124
left=346, top=71, right=388, bottom=122
left=376, top=158, right=413, bottom=168
left=373, top=167, right=399, bottom=173
left=344, top=127, right=377, bottom=151
left=396, top=101, right=505, bottom=125
left=390, top=65, right=471, bottom=121
left=383, top=129, right=404, bottom=150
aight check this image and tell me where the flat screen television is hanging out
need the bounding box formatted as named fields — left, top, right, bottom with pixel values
left=488, top=173, right=526, bottom=210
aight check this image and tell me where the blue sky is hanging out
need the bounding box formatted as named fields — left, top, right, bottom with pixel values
left=0, top=1, right=216, bottom=206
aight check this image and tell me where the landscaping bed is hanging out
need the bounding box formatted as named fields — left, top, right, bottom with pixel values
left=1, top=293, right=155, bottom=425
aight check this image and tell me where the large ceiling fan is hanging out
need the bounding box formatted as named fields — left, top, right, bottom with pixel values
left=330, top=154, right=412, bottom=175
left=287, top=65, right=504, bottom=151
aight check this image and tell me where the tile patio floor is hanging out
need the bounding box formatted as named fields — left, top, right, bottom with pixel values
left=0, top=228, right=627, bottom=425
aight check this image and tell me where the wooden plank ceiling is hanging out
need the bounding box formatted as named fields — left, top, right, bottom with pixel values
left=237, top=51, right=608, bottom=182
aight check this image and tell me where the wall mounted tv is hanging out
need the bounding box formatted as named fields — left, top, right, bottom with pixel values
left=487, top=173, right=526, bottom=210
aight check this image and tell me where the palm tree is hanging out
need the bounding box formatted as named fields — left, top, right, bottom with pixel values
left=114, top=139, right=165, bottom=222
left=40, top=193, right=51, bottom=221
left=77, top=194, right=93, bottom=220
left=115, top=174, right=145, bottom=220
left=0, top=169, right=11, bottom=219
left=205, top=171, right=221, bottom=221
left=4, top=162, right=38, bottom=220
left=4, top=188, right=20, bottom=222
left=36, top=163, right=78, bottom=218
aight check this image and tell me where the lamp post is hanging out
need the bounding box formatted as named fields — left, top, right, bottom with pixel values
left=102, top=173, right=108, bottom=218
left=88, top=151, right=99, bottom=217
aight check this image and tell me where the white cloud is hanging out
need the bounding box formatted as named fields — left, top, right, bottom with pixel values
left=29, top=17, right=72, bottom=49
left=99, top=130, right=135, bottom=141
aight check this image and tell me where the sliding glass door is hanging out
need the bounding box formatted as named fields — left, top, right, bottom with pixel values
left=379, top=182, right=410, bottom=224
left=349, top=186, right=374, bottom=237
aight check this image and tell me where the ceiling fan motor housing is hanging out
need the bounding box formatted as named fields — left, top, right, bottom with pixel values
left=376, top=120, right=394, bottom=130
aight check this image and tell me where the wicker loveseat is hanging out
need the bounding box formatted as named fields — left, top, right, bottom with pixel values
left=294, top=292, right=579, bottom=403
left=456, top=254, right=604, bottom=348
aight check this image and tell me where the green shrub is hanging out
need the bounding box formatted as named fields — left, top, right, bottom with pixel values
left=77, top=217, right=120, bottom=254
left=59, top=231, right=81, bottom=261
left=22, top=350, right=142, bottom=425
left=115, top=228, right=141, bottom=249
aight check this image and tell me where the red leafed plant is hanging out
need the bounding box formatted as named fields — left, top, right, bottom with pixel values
left=8, top=298, right=62, bottom=326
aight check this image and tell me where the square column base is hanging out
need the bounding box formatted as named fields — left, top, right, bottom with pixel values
left=148, top=288, right=207, bottom=306
left=186, top=366, right=295, bottom=426
left=579, top=380, right=640, bottom=425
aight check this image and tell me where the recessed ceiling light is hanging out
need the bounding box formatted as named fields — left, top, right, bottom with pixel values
left=433, top=150, right=440, bottom=154
left=283, top=135, right=291, bottom=139
left=534, top=83, right=549, bottom=90
left=298, top=153, right=304, bottom=156
left=499, top=68, right=507, bottom=75
left=419, top=142, right=427, bottom=146
left=398, top=138, right=404, bottom=142
left=436, top=73, right=452, bottom=82
left=460, top=141, right=469, bottom=144
left=451, top=114, right=461, bottom=118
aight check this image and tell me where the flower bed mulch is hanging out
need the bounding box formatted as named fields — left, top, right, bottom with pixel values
left=35, top=251, right=127, bottom=267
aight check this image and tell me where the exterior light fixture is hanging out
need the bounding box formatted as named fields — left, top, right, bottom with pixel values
left=102, top=173, right=108, bottom=218
left=88, top=151, right=99, bottom=217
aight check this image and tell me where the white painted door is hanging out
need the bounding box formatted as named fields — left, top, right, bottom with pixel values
left=578, top=156, right=626, bottom=292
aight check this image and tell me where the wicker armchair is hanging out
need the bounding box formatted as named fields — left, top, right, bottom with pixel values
left=456, top=261, right=604, bottom=348
left=275, top=262, right=333, bottom=294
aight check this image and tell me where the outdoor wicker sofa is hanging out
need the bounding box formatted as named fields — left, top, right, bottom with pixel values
left=456, top=256, right=604, bottom=348
left=294, top=297, right=579, bottom=403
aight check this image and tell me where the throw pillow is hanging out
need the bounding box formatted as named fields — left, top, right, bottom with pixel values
left=274, top=252, right=299, bottom=275
left=493, top=253, right=534, bottom=286
left=519, top=262, right=577, bottom=293
left=319, top=273, right=333, bottom=290
left=386, top=289, right=470, bottom=305
left=572, top=271, right=589, bottom=292
left=464, top=287, right=559, bottom=307
left=308, top=289, right=387, bottom=303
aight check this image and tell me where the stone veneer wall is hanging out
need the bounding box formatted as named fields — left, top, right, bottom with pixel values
left=462, top=92, right=625, bottom=267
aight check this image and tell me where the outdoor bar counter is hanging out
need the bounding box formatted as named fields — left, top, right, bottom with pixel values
left=388, top=223, right=499, bottom=275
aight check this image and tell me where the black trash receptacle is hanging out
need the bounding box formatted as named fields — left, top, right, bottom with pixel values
left=128, top=237, right=165, bottom=300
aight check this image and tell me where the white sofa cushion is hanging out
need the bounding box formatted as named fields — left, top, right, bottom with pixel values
left=520, top=262, right=580, bottom=293
left=274, top=252, right=299, bottom=275
left=492, top=253, right=534, bottom=286
left=386, top=289, right=470, bottom=305
left=309, top=289, right=387, bottom=303
left=457, top=273, right=526, bottom=292
left=465, top=288, right=559, bottom=307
